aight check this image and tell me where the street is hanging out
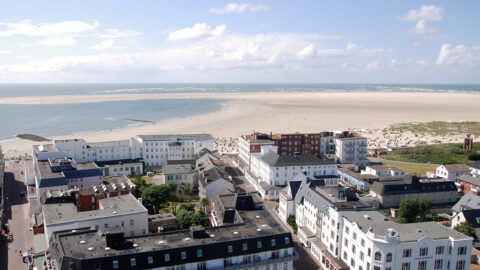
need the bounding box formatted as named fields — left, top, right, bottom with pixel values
left=1, top=160, right=33, bottom=270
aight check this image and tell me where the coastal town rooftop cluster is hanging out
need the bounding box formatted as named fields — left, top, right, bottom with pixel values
left=3, top=130, right=479, bottom=270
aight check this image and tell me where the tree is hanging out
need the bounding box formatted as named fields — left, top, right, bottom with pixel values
left=180, top=183, right=191, bottom=196
left=454, top=222, right=478, bottom=241
left=200, top=198, right=210, bottom=213
left=418, top=199, right=432, bottom=221
left=131, top=176, right=148, bottom=198
left=167, top=182, right=178, bottom=213
left=177, top=208, right=193, bottom=229
left=191, top=210, right=208, bottom=227
left=398, top=199, right=420, bottom=223
left=287, top=215, right=298, bottom=232
left=141, top=185, right=171, bottom=214
left=178, top=203, right=195, bottom=212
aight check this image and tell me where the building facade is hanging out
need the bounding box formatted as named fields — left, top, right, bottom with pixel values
left=470, top=161, right=480, bottom=178
left=436, top=164, right=471, bottom=181
left=362, top=165, right=406, bottom=180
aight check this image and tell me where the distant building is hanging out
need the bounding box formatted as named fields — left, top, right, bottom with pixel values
left=33, top=156, right=102, bottom=199
left=147, top=213, right=179, bottom=233
left=338, top=166, right=378, bottom=191
left=153, top=162, right=196, bottom=188
left=456, top=175, right=480, bottom=195
left=43, top=193, right=148, bottom=245
left=334, top=132, right=368, bottom=167
left=471, top=161, right=480, bottom=178
left=370, top=175, right=457, bottom=208
left=94, top=159, right=143, bottom=177
left=45, top=192, right=297, bottom=270
left=37, top=134, right=215, bottom=168
left=452, top=209, right=480, bottom=240
left=452, top=193, right=480, bottom=215
left=198, top=167, right=234, bottom=199
left=362, top=165, right=406, bottom=180
left=436, top=164, right=471, bottom=181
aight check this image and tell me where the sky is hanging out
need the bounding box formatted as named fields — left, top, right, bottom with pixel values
left=0, top=1, right=479, bottom=83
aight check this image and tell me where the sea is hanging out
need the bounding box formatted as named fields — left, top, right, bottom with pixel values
left=0, top=83, right=479, bottom=141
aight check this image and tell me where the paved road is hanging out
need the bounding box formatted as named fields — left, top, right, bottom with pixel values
left=1, top=160, right=33, bottom=270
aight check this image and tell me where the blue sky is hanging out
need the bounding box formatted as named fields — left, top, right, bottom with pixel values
left=0, top=1, right=479, bottom=83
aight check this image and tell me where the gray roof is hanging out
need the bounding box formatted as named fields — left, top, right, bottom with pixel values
left=443, top=164, right=471, bottom=173
left=162, top=164, right=194, bottom=175
left=457, top=175, right=480, bottom=186
left=137, top=134, right=214, bottom=141
left=453, top=193, right=480, bottom=213
left=471, top=161, right=480, bottom=170
left=199, top=167, right=231, bottom=187
left=87, top=140, right=130, bottom=148
left=43, top=193, right=147, bottom=225
left=341, top=210, right=471, bottom=242
left=260, top=152, right=335, bottom=167
left=460, top=209, right=480, bottom=228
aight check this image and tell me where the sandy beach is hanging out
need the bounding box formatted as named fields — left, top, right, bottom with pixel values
left=1, top=92, right=480, bottom=158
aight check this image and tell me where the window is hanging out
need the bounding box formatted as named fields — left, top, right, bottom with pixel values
left=345, top=226, right=349, bottom=234
left=403, top=249, right=412, bottom=258
left=456, top=260, right=465, bottom=270
left=271, top=239, right=276, bottom=246
left=344, top=239, right=349, bottom=247
left=418, top=261, right=427, bottom=270
left=351, top=245, right=356, bottom=254
left=228, top=245, right=233, bottom=253
left=361, top=239, right=365, bottom=247
left=360, top=251, right=364, bottom=261
left=130, top=219, right=134, bottom=225
left=257, top=240, right=262, bottom=248
left=181, top=251, right=187, bottom=260
left=284, top=236, right=290, bottom=244
left=147, top=256, right=153, bottom=264
left=353, top=232, right=357, bottom=240
left=434, top=259, right=443, bottom=269
left=368, top=248, right=371, bottom=257
left=458, top=246, right=467, bottom=255
left=350, top=258, right=355, bottom=267
left=386, top=253, right=392, bottom=262
left=112, top=260, right=119, bottom=269
left=243, top=243, right=248, bottom=251
left=165, top=253, right=170, bottom=262
left=401, top=262, right=410, bottom=270
left=197, top=249, right=202, bottom=257
left=436, top=246, right=444, bottom=255
left=420, top=247, right=428, bottom=256
left=130, top=258, right=136, bottom=266
left=374, top=251, right=382, bottom=261
left=343, top=251, right=348, bottom=260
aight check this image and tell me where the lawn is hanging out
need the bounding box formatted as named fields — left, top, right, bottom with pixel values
left=384, top=143, right=480, bottom=164
left=381, top=161, right=437, bottom=177
left=384, top=121, right=480, bottom=136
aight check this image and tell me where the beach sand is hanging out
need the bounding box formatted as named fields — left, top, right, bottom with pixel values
left=1, top=92, right=480, bottom=158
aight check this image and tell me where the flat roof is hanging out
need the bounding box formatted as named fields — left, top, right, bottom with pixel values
left=78, top=176, right=136, bottom=196
left=88, top=140, right=131, bottom=148
left=341, top=210, right=470, bottom=242
left=43, top=194, right=147, bottom=225
left=137, top=134, right=214, bottom=141
left=162, top=164, right=193, bottom=175
left=52, top=194, right=292, bottom=260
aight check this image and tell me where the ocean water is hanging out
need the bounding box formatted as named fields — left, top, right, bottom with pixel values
left=0, top=98, right=225, bottom=141
left=0, top=83, right=479, bottom=141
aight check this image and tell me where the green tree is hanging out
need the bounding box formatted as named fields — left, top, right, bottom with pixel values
left=287, top=215, right=298, bottom=232
left=418, top=199, right=432, bottom=221
left=131, top=176, right=148, bottom=197
left=398, top=199, right=420, bottom=223
left=141, top=185, right=171, bottom=214
left=180, top=182, right=191, bottom=195
left=454, top=222, right=478, bottom=241
left=167, top=182, right=178, bottom=213
left=178, top=203, right=195, bottom=212
left=200, top=198, right=210, bottom=213
left=177, top=208, right=193, bottom=229
left=191, top=210, right=208, bottom=227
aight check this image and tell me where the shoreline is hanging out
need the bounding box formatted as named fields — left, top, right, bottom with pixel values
left=1, top=91, right=480, bottom=158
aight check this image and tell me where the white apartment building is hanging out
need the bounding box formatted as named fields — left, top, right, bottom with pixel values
left=362, top=165, right=406, bottom=180
left=334, top=135, right=368, bottom=167
left=238, top=133, right=275, bottom=170
left=48, top=134, right=215, bottom=167
left=436, top=164, right=471, bottom=181
left=153, top=163, right=196, bottom=187
left=43, top=193, right=148, bottom=245
left=250, top=145, right=337, bottom=186
left=314, top=209, right=473, bottom=270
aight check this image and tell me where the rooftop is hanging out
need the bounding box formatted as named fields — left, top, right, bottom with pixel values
left=199, top=167, right=231, bottom=187
left=442, top=164, right=471, bottom=173
left=260, top=152, right=336, bottom=167
left=341, top=210, right=471, bottom=242
left=471, top=161, right=480, bottom=170
left=43, top=193, right=147, bottom=225
left=87, top=140, right=131, bottom=148
left=162, top=164, right=194, bottom=175
left=137, top=134, right=215, bottom=141
left=78, top=176, right=136, bottom=196
left=452, top=193, right=480, bottom=213
left=457, top=175, right=480, bottom=186
left=370, top=175, right=456, bottom=195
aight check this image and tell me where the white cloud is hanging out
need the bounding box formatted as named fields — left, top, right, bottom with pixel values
left=399, top=5, right=443, bottom=35
left=296, top=44, right=316, bottom=59
left=436, top=44, right=480, bottom=67
left=167, top=23, right=226, bottom=41
left=210, top=3, right=269, bottom=14
left=0, top=50, right=12, bottom=54
left=15, top=55, right=31, bottom=60
left=39, top=37, right=77, bottom=46
left=0, top=20, right=98, bottom=37
left=365, top=60, right=381, bottom=71
left=99, top=29, right=142, bottom=39
left=89, top=39, right=115, bottom=50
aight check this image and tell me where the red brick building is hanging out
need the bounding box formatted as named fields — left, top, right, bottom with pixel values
left=456, top=175, right=480, bottom=195
left=75, top=176, right=137, bottom=211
